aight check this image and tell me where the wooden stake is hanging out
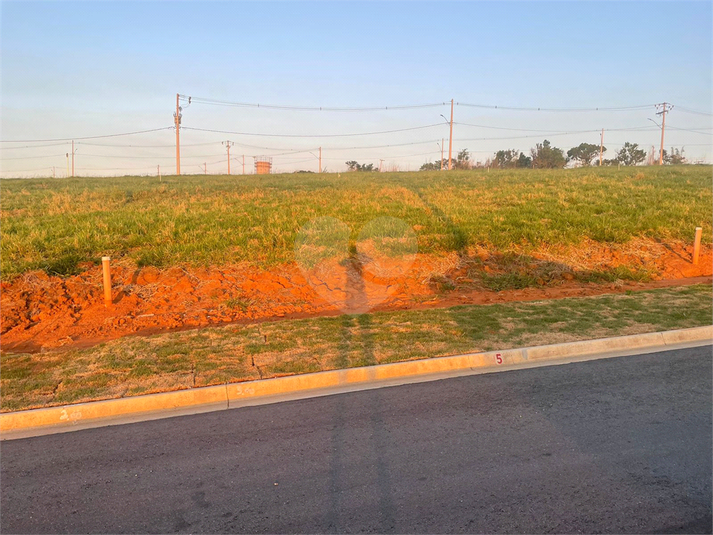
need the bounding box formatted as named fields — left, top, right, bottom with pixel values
left=102, top=256, right=112, bottom=307
left=693, top=226, right=702, bottom=265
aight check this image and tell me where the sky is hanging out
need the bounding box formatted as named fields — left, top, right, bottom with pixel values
left=1, top=1, right=711, bottom=177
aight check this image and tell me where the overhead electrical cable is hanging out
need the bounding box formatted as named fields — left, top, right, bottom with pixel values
left=182, top=124, right=443, bottom=138
left=455, top=102, right=657, bottom=112
left=185, top=96, right=447, bottom=112
left=0, top=127, right=174, bottom=143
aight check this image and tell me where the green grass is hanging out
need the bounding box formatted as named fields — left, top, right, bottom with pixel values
left=1, top=166, right=711, bottom=278
left=2, top=283, right=710, bottom=412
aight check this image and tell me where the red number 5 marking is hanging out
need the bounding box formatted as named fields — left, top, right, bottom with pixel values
left=495, top=353, right=503, bottom=365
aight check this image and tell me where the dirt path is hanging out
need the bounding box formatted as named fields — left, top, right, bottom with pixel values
left=1, top=239, right=710, bottom=354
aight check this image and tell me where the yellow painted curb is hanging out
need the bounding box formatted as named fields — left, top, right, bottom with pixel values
left=0, top=385, right=227, bottom=433
left=1, top=326, right=710, bottom=435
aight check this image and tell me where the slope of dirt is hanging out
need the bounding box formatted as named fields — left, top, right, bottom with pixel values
left=1, top=239, right=710, bottom=353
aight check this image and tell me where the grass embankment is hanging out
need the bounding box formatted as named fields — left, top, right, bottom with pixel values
left=1, top=166, right=711, bottom=278
left=2, top=284, right=710, bottom=412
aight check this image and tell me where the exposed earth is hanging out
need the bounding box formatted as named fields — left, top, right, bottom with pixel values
left=1, top=238, right=710, bottom=354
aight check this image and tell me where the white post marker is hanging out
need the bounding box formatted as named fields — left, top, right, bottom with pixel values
left=102, top=256, right=112, bottom=307
left=693, top=226, right=702, bottom=265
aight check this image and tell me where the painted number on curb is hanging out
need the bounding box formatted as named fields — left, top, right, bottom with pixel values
left=495, top=353, right=503, bottom=365
left=234, top=386, right=255, bottom=396
left=59, top=408, right=83, bottom=423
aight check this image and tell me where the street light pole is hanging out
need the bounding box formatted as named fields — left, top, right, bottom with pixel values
left=448, top=99, right=454, bottom=170
left=441, top=102, right=454, bottom=170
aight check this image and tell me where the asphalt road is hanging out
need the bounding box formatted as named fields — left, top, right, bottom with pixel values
left=1, top=345, right=711, bottom=534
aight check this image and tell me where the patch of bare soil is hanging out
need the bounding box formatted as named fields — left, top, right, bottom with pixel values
left=1, top=239, right=710, bottom=353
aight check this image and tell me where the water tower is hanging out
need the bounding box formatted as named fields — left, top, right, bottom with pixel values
left=255, top=156, right=273, bottom=175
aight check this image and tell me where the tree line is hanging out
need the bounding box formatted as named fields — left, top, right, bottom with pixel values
left=343, top=141, right=687, bottom=172
left=471, top=141, right=687, bottom=169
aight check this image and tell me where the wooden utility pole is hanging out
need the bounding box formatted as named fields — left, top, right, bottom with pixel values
left=175, top=93, right=181, bottom=175
left=204, top=162, right=207, bottom=175
left=441, top=138, right=444, bottom=170
left=71, top=140, right=75, bottom=177
left=223, top=141, right=233, bottom=174
left=599, top=129, right=604, bottom=166
left=448, top=99, right=454, bottom=170
left=158, top=165, right=161, bottom=181
left=656, top=102, right=673, bottom=165
left=319, top=147, right=322, bottom=173
left=52, top=166, right=56, bottom=178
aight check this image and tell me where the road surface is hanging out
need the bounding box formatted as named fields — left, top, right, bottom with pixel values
left=1, top=345, right=711, bottom=533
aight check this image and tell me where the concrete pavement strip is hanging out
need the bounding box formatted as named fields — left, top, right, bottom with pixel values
left=2, top=325, right=711, bottom=439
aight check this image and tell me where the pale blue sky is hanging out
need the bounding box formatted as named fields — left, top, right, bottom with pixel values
left=1, top=1, right=711, bottom=176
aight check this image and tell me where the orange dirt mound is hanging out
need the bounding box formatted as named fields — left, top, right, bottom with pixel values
left=1, top=240, right=710, bottom=353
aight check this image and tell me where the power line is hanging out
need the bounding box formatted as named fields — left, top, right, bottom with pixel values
left=676, top=106, right=713, bottom=117
left=454, top=122, right=658, bottom=133
left=0, top=127, right=174, bottom=143
left=0, top=142, right=71, bottom=151
left=666, top=126, right=713, bottom=135
left=456, top=102, right=657, bottom=112
left=0, top=153, right=68, bottom=161
left=182, top=124, right=444, bottom=138
left=77, top=153, right=224, bottom=160
left=76, top=141, right=218, bottom=148
left=185, top=96, right=448, bottom=112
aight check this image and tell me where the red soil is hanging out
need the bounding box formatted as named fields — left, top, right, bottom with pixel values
left=1, top=240, right=710, bottom=354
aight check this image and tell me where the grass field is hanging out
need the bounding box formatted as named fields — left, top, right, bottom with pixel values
left=2, top=283, right=710, bottom=412
left=1, top=165, right=711, bottom=279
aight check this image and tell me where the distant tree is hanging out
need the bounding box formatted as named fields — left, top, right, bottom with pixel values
left=492, top=149, right=531, bottom=169
left=493, top=149, right=518, bottom=169
left=346, top=161, right=376, bottom=172
left=567, top=143, right=602, bottom=167
left=615, top=142, right=646, bottom=166
left=531, top=140, right=566, bottom=169
left=421, top=149, right=472, bottom=171
left=663, top=147, right=687, bottom=165
left=453, top=148, right=472, bottom=170
left=419, top=161, right=443, bottom=171
left=517, top=152, right=532, bottom=168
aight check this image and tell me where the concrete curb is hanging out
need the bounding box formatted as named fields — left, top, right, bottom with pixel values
left=2, top=326, right=711, bottom=436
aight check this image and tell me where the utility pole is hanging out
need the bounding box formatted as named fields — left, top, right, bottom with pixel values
left=71, top=140, right=75, bottom=177
left=656, top=102, right=673, bottom=165
left=174, top=93, right=181, bottom=175
left=599, top=129, right=604, bottom=166
left=158, top=165, right=161, bottom=181
left=204, top=162, right=207, bottom=175
left=379, top=159, right=384, bottom=172
left=52, top=167, right=56, bottom=179
left=223, top=141, right=234, bottom=174
left=319, top=147, right=322, bottom=173
left=441, top=138, right=446, bottom=171
left=242, top=155, right=245, bottom=175
left=66, top=153, right=69, bottom=177
left=448, top=99, right=454, bottom=170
